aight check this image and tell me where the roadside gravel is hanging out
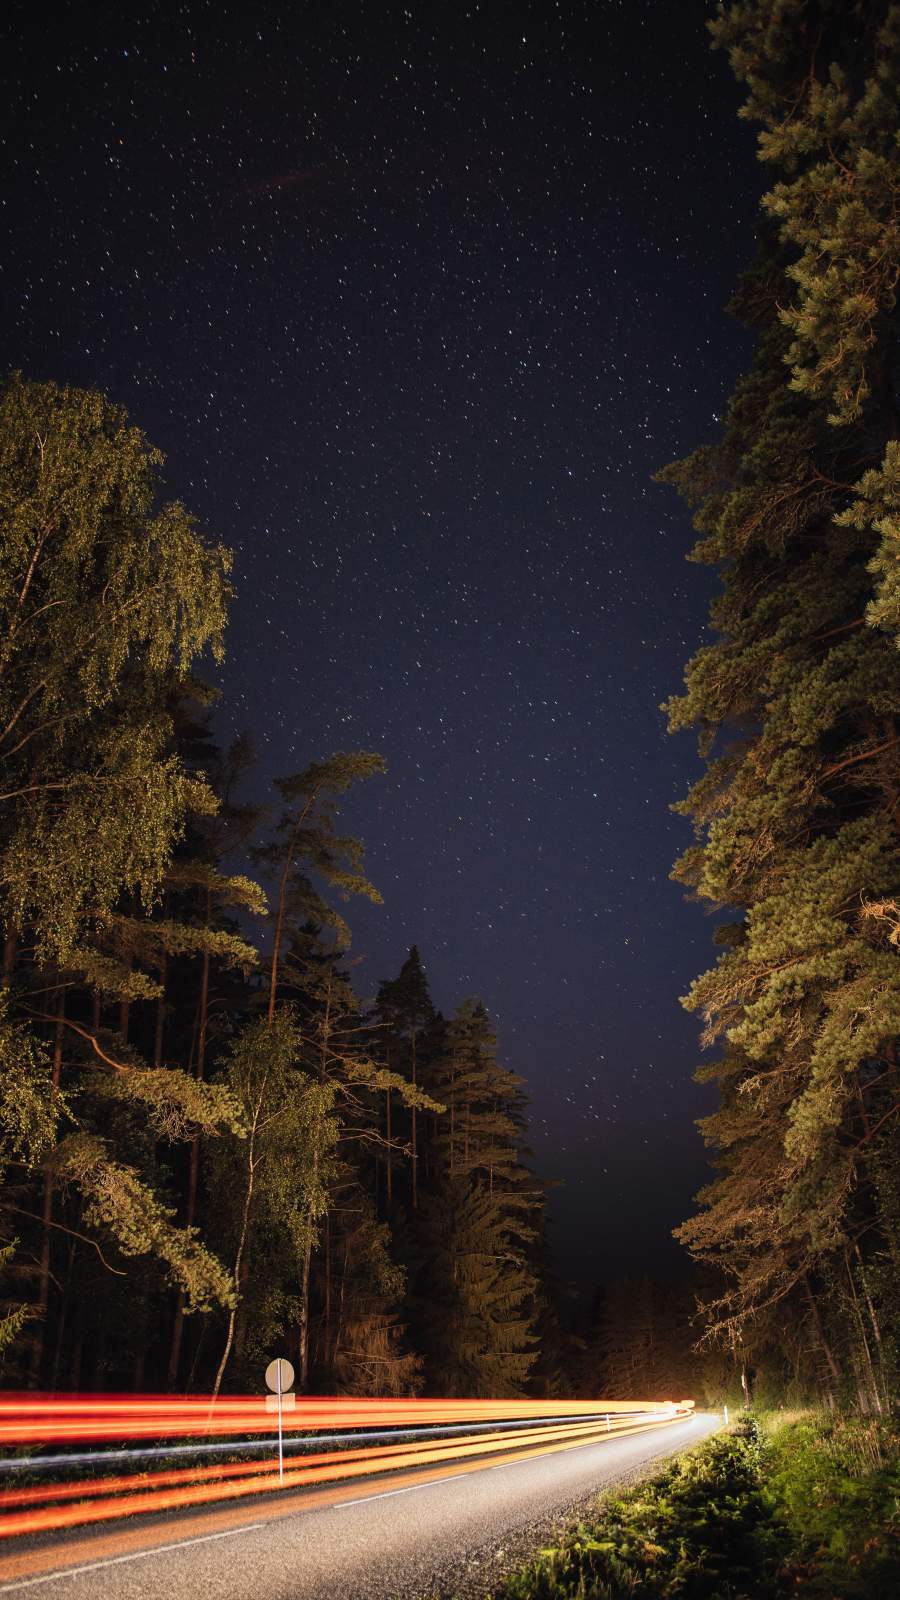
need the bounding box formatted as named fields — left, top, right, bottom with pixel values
left=427, top=1454, right=700, bottom=1600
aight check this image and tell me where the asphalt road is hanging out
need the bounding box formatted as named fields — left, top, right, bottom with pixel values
left=0, top=1413, right=719, bottom=1600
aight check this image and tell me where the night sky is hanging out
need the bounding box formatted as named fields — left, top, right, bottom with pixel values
left=2, top=1, right=762, bottom=1286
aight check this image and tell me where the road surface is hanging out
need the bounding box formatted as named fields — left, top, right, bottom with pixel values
left=0, top=1412, right=718, bottom=1600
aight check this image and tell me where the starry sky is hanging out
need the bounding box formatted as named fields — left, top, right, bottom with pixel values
left=2, top=0, right=762, bottom=1286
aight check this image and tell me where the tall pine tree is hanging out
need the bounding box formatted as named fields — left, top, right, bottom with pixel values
left=414, top=1000, right=541, bottom=1396
left=662, top=0, right=900, bottom=1403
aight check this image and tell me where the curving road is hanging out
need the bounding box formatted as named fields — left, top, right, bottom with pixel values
left=0, top=1413, right=719, bottom=1600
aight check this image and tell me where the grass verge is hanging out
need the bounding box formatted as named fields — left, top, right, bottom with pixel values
left=486, top=1413, right=900, bottom=1599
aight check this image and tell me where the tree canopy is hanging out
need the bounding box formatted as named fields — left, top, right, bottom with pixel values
left=662, top=0, right=900, bottom=1408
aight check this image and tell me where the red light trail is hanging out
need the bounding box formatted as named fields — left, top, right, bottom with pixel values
left=0, top=1394, right=694, bottom=1543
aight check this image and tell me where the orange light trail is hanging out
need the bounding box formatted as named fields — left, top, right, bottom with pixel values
left=0, top=1394, right=694, bottom=1543
left=0, top=1394, right=689, bottom=1446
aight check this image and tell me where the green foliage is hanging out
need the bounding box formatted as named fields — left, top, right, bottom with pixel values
left=0, top=993, right=63, bottom=1167
left=0, top=371, right=550, bottom=1396
left=164, top=864, right=268, bottom=919
left=494, top=1415, right=900, bottom=1599
left=254, top=750, right=386, bottom=959
left=763, top=1413, right=900, bottom=1596
left=203, top=1008, right=341, bottom=1389
left=660, top=1, right=900, bottom=1371
left=96, top=1065, right=243, bottom=1142
left=326, top=1195, right=423, bottom=1396
left=432, top=999, right=531, bottom=1186
left=0, top=1241, right=29, bottom=1355
left=0, top=374, right=231, bottom=970
left=219, top=1008, right=340, bottom=1260
left=839, top=441, right=900, bottom=642
left=411, top=999, right=541, bottom=1396
left=292, top=952, right=442, bottom=1116
left=709, top=3, right=900, bottom=429
left=0, top=375, right=259, bottom=1367
left=376, top=945, right=433, bottom=1041
left=55, top=1132, right=234, bottom=1311
left=493, top=1423, right=779, bottom=1600
left=419, top=1178, right=537, bottom=1396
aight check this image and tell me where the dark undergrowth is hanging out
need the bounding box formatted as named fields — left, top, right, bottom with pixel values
left=485, top=1412, right=900, bottom=1599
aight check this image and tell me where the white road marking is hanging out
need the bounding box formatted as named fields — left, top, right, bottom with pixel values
left=0, top=1422, right=705, bottom=1593
left=0, top=1463, right=520, bottom=1594
left=0, top=1524, right=266, bottom=1593
left=324, top=1457, right=525, bottom=1509
left=0, top=1452, right=564, bottom=1594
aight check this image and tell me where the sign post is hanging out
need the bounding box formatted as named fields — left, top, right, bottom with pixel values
left=264, top=1357, right=295, bottom=1483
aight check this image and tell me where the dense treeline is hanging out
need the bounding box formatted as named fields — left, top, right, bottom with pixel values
left=661, top=0, right=900, bottom=1410
left=0, top=374, right=550, bottom=1397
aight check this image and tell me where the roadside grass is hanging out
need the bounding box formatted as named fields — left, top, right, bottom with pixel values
left=485, top=1412, right=900, bottom=1599
left=761, top=1411, right=900, bottom=1597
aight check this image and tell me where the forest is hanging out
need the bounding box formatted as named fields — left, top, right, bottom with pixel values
left=0, top=0, right=898, bottom=1420
left=0, top=437, right=547, bottom=1399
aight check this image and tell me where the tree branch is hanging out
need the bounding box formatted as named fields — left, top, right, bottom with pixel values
left=1, top=1203, right=126, bottom=1274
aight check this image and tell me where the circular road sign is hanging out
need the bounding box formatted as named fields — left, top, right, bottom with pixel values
left=265, top=1357, right=295, bottom=1394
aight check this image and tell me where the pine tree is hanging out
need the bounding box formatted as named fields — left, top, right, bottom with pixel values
left=320, top=1191, right=422, bottom=1396
left=251, top=751, right=386, bottom=1024
left=661, top=1, right=900, bottom=1399
left=414, top=1000, right=541, bottom=1396
left=375, top=945, right=436, bottom=1211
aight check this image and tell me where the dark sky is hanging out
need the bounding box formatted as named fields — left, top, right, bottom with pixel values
left=2, top=0, right=762, bottom=1286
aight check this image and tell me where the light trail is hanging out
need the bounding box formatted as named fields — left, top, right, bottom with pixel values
left=0, top=1412, right=642, bottom=1476
left=0, top=1394, right=694, bottom=1543
left=0, top=1395, right=689, bottom=1447
left=0, top=1417, right=630, bottom=1513
left=0, top=1414, right=643, bottom=1472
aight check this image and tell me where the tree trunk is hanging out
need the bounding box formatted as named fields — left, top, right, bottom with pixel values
left=118, top=940, right=132, bottom=1041
left=267, top=857, right=291, bottom=1024
left=153, top=948, right=167, bottom=1068
left=853, top=1240, right=890, bottom=1411
left=267, top=801, right=315, bottom=1024
left=68, top=1277, right=85, bottom=1392
left=803, top=1274, right=841, bottom=1396
left=49, top=1238, right=76, bottom=1391
left=333, top=1244, right=349, bottom=1368
left=31, top=988, right=65, bottom=1384
left=2, top=924, right=18, bottom=983
left=845, top=1248, right=883, bottom=1414
left=168, top=917, right=211, bottom=1388
left=210, top=1104, right=260, bottom=1406
left=464, top=1098, right=469, bottom=1168
left=385, top=1087, right=392, bottom=1208
left=298, top=1235, right=313, bottom=1392
left=410, top=1035, right=418, bottom=1211
left=187, top=1319, right=207, bottom=1392
left=234, top=1255, right=251, bottom=1359
left=324, top=1209, right=332, bottom=1369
